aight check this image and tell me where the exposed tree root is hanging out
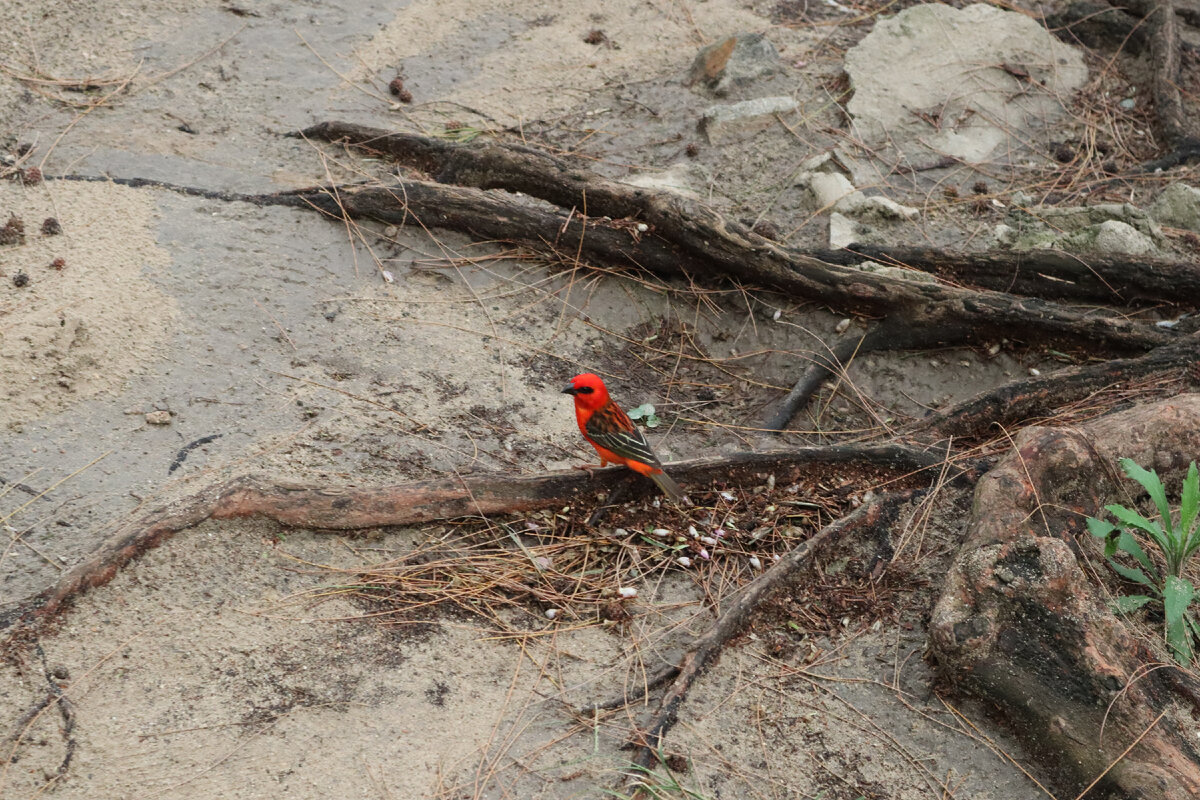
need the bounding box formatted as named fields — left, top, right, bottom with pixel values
left=812, top=243, right=1200, bottom=304
left=623, top=488, right=926, bottom=772
left=295, top=121, right=1176, bottom=354
left=902, top=331, right=1200, bottom=441
left=0, top=444, right=947, bottom=642
left=1051, top=0, right=1200, bottom=172
left=930, top=395, right=1200, bottom=798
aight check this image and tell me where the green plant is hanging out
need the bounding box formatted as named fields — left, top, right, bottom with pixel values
left=1088, top=458, right=1200, bottom=664
left=597, top=756, right=712, bottom=800
left=627, top=403, right=661, bottom=428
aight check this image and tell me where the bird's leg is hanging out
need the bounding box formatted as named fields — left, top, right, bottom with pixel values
left=573, top=456, right=609, bottom=478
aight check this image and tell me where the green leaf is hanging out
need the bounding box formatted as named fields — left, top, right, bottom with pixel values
left=1106, top=504, right=1169, bottom=551
left=1187, top=612, right=1200, bottom=641
left=1107, top=558, right=1159, bottom=591
left=1109, top=594, right=1154, bottom=614
left=644, top=414, right=660, bottom=428
left=626, top=405, right=645, bottom=420
left=1120, top=458, right=1173, bottom=535
left=1086, top=516, right=1116, bottom=538
left=1114, top=531, right=1159, bottom=581
left=1164, top=575, right=1195, bottom=664
left=1180, top=462, right=1199, bottom=554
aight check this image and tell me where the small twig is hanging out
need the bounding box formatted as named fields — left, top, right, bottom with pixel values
left=764, top=329, right=873, bottom=432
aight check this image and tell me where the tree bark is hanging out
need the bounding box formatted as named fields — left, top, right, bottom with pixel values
left=930, top=395, right=1200, bottom=799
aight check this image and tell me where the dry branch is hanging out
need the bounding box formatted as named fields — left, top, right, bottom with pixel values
left=764, top=328, right=881, bottom=432
left=0, top=444, right=947, bottom=641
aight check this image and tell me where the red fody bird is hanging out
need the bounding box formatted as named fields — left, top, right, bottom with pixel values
left=562, top=373, right=685, bottom=503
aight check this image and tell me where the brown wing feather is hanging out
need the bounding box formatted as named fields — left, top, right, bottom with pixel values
left=585, top=402, right=662, bottom=467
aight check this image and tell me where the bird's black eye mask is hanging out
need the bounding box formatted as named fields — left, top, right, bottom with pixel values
left=576, top=386, right=594, bottom=394
left=562, top=382, right=596, bottom=395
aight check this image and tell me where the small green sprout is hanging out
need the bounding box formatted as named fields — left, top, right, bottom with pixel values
left=627, top=403, right=661, bottom=428
left=1088, top=458, right=1200, bottom=664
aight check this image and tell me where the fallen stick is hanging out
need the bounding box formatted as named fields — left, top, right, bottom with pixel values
left=0, top=444, right=949, bottom=641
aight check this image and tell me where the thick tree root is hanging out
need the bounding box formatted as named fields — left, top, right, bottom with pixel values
left=0, top=444, right=946, bottom=642
left=930, top=395, right=1200, bottom=798
left=295, top=121, right=1176, bottom=354
left=812, top=243, right=1200, bottom=304
left=902, top=331, right=1200, bottom=442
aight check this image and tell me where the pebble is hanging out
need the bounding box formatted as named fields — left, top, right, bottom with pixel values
left=145, top=410, right=172, bottom=425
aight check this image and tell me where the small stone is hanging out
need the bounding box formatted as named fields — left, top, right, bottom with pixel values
left=145, top=410, right=172, bottom=425
left=835, top=318, right=851, bottom=333
left=1092, top=220, right=1157, bottom=256
left=12, top=271, right=29, bottom=288
left=1150, top=183, right=1200, bottom=233
left=41, top=217, right=62, bottom=236
left=699, top=96, right=798, bottom=144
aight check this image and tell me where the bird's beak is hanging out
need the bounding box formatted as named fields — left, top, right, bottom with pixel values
left=561, top=383, right=579, bottom=395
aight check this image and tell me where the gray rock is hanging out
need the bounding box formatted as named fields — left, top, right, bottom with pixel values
left=624, top=163, right=708, bottom=199
left=1036, top=202, right=1163, bottom=243
left=1090, top=220, right=1158, bottom=255
left=803, top=172, right=856, bottom=210
left=688, top=33, right=781, bottom=96
left=699, top=96, right=798, bottom=144
left=797, top=164, right=919, bottom=219
left=1149, top=182, right=1200, bottom=233
left=844, top=4, right=1087, bottom=163
left=828, top=212, right=861, bottom=249
left=1001, top=201, right=1165, bottom=251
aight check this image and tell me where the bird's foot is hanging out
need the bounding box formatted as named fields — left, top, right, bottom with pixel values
left=573, top=463, right=605, bottom=479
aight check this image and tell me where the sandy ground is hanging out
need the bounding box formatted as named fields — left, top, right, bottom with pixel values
left=0, top=0, right=1129, bottom=797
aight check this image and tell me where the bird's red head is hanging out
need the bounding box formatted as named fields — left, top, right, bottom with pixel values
left=561, top=372, right=611, bottom=411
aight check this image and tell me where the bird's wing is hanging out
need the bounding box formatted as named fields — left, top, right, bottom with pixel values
left=585, top=402, right=662, bottom=468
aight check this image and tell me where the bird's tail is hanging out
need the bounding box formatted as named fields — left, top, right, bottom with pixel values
left=650, top=469, right=689, bottom=505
